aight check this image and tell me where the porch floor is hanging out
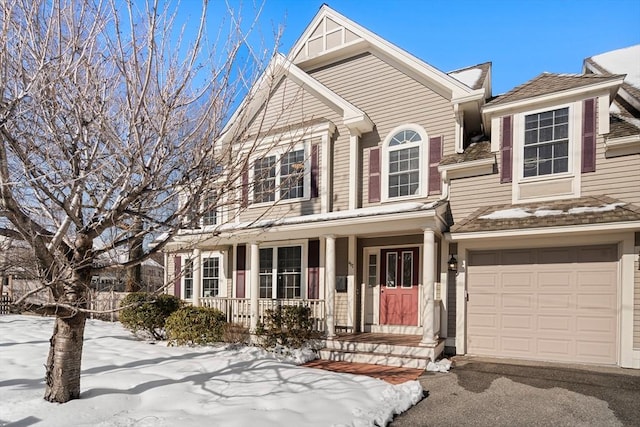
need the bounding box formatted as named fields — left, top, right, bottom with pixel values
left=302, top=359, right=424, bottom=385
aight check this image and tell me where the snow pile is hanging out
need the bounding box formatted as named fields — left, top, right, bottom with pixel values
left=478, top=203, right=626, bottom=220
left=0, top=315, right=423, bottom=427
left=426, top=358, right=452, bottom=373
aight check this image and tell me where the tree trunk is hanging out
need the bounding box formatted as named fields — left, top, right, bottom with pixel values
left=44, top=312, right=87, bottom=402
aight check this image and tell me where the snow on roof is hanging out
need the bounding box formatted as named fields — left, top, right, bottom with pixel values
left=591, top=45, right=640, bottom=90
left=449, top=68, right=483, bottom=89
left=478, top=203, right=626, bottom=220
left=610, top=102, right=640, bottom=129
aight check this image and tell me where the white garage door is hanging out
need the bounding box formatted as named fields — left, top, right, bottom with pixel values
left=467, top=245, right=618, bottom=364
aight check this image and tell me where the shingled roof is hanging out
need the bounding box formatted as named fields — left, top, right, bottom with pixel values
left=485, top=73, right=623, bottom=107
left=451, top=196, right=640, bottom=234
left=609, top=114, right=640, bottom=139
left=439, top=141, right=494, bottom=166
left=447, top=62, right=491, bottom=90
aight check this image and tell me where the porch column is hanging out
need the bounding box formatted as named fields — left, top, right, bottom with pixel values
left=192, top=248, right=202, bottom=306
left=249, top=242, right=260, bottom=333
left=325, top=235, right=336, bottom=339
left=421, top=229, right=437, bottom=345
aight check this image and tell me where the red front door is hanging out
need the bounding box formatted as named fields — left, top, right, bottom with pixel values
left=380, top=247, right=419, bottom=325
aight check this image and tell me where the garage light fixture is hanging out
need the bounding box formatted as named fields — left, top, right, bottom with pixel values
left=448, top=255, right=458, bottom=272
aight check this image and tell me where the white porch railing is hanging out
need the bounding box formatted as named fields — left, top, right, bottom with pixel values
left=200, top=297, right=325, bottom=332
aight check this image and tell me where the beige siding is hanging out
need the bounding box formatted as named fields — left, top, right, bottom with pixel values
left=448, top=150, right=510, bottom=221
left=582, top=136, right=640, bottom=206
left=309, top=53, right=456, bottom=209
left=246, top=78, right=338, bottom=136
left=332, top=129, right=352, bottom=211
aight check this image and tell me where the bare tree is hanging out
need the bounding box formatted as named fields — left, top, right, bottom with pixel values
left=0, top=0, right=283, bottom=403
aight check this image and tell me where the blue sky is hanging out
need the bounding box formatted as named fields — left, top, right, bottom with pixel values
left=199, top=0, right=640, bottom=95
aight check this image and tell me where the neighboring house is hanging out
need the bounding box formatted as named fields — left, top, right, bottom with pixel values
left=163, top=5, right=640, bottom=368
left=92, top=255, right=165, bottom=293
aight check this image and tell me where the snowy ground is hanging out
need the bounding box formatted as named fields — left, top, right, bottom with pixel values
left=0, top=315, right=423, bottom=426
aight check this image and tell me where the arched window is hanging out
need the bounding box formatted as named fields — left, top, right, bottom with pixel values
left=384, top=126, right=425, bottom=199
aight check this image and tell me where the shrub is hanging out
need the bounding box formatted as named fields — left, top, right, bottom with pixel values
left=222, top=323, right=250, bottom=345
left=165, top=306, right=227, bottom=346
left=255, top=305, right=319, bottom=348
left=119, top=292, right=182, bottom=340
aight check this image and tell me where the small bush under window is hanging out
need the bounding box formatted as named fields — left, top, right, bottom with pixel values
left=119, top=292, right=182, bottom=340
left=165, top=306, right=226, bottom=346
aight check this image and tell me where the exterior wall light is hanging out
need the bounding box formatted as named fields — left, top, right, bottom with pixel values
left=448, top=255, right=458, bottom=272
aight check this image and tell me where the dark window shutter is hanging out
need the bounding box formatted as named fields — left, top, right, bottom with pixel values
left=173, top=255, right=181, bottom=298
left=428, top=136, right=443, bottom=195
left=368, top=147, right=380, bottom=203
left=307, top=240, right=320, bottom=299
left=241, top=170, right=249, bottom=207
left=235, top=245, right=246, bottom=298
left=311, top=144, right=319, bottom=198
left=582, top=98, right=596, bottom=173
left=500, top=115, right=513, bottom=183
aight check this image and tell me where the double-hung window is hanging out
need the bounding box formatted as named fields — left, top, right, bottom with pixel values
left=202, top=257, right=219, bottom=297
left=258, top=246, right=302, bottom=299
left=280, top=149, right=305, bottom=200
left=523, top=107, right=569, bottom=177
left=386, top=129, right=422, bottom=198
left=201, top=192, right=218, bottom=226
left=183, top=259, right=193, bottom=299
left=254, top=156, right=276, bottom=203
left=252, top=144, right=308, bottom=204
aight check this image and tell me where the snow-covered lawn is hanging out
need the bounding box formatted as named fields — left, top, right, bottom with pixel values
left=0, top=315, right=422, bottom=426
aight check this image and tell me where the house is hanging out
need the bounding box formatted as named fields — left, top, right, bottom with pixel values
left=163, top=5, right=640, bottom=369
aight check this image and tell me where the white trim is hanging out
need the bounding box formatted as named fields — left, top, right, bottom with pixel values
left=605, top=134, right=640, bottom=157
left=348, top=134, right=359, bottom=210
left=483, top=78, right=624, bottom=115
left=511, top=102, right=580, bottom=203
left=381, top=124, right=429, bottom=202
left=620, top=236, right=635, bottom=367
left=439, top=157, right=496, bottom=180
left=347, top=235, right=357, bottom=329
left=449, top=221, right=640, bottom=241
left=321, top=131, right=332, bottom=214
left=598, top=94, right=610, bottom=135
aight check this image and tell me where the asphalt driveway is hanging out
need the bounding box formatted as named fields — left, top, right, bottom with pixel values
left=391, top=357, right=640, bottom=427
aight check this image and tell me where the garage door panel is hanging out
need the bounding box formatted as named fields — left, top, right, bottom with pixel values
left=470, top=293, right=499, bottom=310
left=538, top=338, right=572, bottom=358
left=501, top=336, right=533, bottom=353
left=576, top=341, right=616, bottom=363
left=469, top=272, right=499, bottom=292
left=576, top=316, right=616, bottom=335
left=502, top=314, right=533, bottom=332
left=502, top=294, right=534, bottom=310
left=538, top=293, right=572, bottom=310
left=468, top=313, right=498, bottom=329
left=501, top=272, right=534, bottom=290
left=467, top=246, right=618, bottom=365
left=577, top=270, right=617, bottom=290
left=538, top=315, right=573, bottom=334
left=537, top=271, right=573, bottom=289
left=577, top=294, right=616, bottom=311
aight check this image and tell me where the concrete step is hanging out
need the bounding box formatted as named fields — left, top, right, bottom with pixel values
left=318, top=348, right=430, bottom=369
left=323, top=340, right=432, bottom=358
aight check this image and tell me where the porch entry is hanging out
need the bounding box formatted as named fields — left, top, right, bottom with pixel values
left=380, top=247, right=419, bottom=326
